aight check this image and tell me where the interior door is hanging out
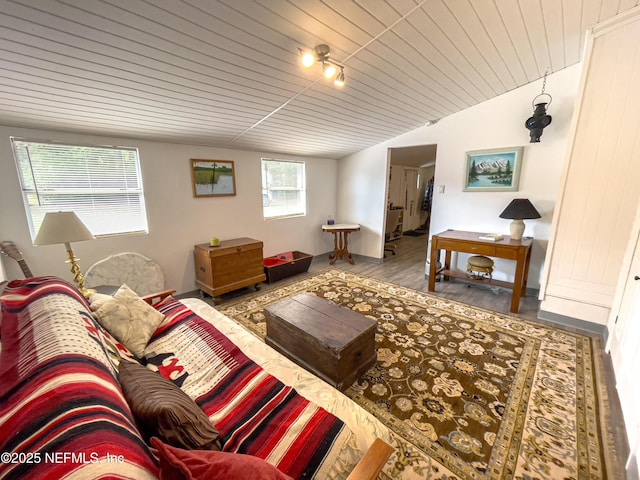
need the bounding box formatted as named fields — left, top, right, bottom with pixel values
left=402, top=168, right=421, bottom=231
left=608, top=226, right=640, bottom=478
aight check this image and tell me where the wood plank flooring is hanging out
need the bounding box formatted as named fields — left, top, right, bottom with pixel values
left=339, top=234, right=542, bottom=321
left=209, top=234, right=541, bottom=321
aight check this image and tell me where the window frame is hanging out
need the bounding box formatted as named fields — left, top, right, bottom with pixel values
left=11, top=137, right=149, bottom=241
left=261, top=158, right=307, bottom=220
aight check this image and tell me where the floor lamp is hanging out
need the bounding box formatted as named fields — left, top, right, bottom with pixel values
left=34, top=211, right=96, bottom=297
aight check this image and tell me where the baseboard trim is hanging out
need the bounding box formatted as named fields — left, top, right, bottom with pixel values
left=316, top=251, right=383, bottom=265
left=175, top=289, right=200, bottom=300
left=538, top=309, right=608, bottom=340
left=350, top=253, right=383, bottom=264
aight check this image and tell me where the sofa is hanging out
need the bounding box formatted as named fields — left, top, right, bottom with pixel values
left=0, top=277, right=393, bottom=480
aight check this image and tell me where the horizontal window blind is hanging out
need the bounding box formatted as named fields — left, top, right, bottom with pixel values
left=12, top=138, right=148, bottom=240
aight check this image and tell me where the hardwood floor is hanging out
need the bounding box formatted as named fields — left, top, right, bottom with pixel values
left=184, top=233, right=628, bottom=476
left=205, top=234, right=540, bottom=319
left=335, top=234, right=542, bottom=321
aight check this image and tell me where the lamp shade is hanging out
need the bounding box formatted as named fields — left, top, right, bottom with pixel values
left=34, top=212, right=95, bottom=245
left=499, top=199, right=541, bottom=220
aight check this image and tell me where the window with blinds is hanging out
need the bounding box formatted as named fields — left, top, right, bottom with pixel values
left=11, top=138, right=149, bottom=241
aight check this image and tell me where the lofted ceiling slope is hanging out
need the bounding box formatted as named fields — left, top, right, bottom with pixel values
left=0, top=0, right=638, bottom=159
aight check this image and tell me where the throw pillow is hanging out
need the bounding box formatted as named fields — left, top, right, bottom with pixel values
left=118, top=361, right=221, bottom=451
left=88, top=292, right=114, bottom=311
left=91, top=284, right=164, bottom=357
left=150, top=437, right=293, bottom=480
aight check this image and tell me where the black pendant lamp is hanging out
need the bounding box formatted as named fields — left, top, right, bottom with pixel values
left=525, top=71, right=552, bottom=143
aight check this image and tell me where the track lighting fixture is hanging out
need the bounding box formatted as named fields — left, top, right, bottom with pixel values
left=299, top=44, right=346, bottom=88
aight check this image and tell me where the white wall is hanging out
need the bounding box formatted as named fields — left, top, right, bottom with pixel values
left=0, top=126, right=337, bottom=293
left=335, top=146, right=390, bottom=259
left=337, top=64, right=582, bottom=288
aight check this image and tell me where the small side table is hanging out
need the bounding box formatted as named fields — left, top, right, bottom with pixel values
left=322, top=223, right=360, bottom=265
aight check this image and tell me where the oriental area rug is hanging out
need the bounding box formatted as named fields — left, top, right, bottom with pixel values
left=218, top=269, right=618, bottom=480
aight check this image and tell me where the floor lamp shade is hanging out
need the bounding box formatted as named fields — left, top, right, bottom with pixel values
left=499, top=199, right=541, bottom=241
left=34, top=212, right=95, bottom=246
left=34, top=211, right=95, bottom=297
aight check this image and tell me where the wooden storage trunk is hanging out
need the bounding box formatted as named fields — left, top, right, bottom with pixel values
left=194, top=238, right=266, bottom=301
left=264, top=292, right=377, bottom=391
left=263, top=251, right=313, bottom=283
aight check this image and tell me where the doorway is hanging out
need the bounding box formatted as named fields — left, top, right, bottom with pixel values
left=387, top=144, right=437, bottom=237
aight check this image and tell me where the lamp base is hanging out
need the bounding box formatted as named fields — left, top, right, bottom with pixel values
left=80, top=286, right=96, bottom=298
left=65, top=247, right=95, bottom=298
left=509, top=219, right=525, bottom=241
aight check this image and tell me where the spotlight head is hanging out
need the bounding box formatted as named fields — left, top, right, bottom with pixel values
left=334, top=69, right=345, bottom=87
left=323, top=62, right=336, bottom=79
left=300, top=50, right=315, bottom=68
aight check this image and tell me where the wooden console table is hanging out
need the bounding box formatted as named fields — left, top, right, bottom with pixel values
left=428, top=229, right=533, bottom=313
left=322, top=223, right=360, bottom=265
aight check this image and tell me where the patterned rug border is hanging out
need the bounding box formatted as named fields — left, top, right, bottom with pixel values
left=216, top=267, right=620, bottom=479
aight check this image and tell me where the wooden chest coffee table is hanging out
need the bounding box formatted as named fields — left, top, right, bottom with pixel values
left=264, top=292, right=377, bottom=391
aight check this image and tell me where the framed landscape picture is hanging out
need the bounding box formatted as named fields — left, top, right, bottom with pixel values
left=191, top=159, right=236, bottom=197
left=463, top=146, right=523, bottom=192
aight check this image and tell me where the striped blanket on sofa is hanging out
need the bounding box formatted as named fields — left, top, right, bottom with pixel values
left=146, top=296, right=359, bottom=479
left=0, top=277, right=358, bottom=479
left=0, top=277, right=158, bottom=480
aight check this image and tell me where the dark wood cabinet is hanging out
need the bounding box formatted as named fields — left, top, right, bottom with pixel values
left=194, top=237, right=266, bottom=302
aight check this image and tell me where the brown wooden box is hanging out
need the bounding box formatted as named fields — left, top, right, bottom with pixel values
left=263, top=251, right=313, bottom=283
left=264, top=292, right=377, bottom=391
left=194, top=238, right=266, bottom=301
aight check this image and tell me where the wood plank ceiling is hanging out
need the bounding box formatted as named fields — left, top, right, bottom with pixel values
left=1, top=0, right=638, bottom=159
